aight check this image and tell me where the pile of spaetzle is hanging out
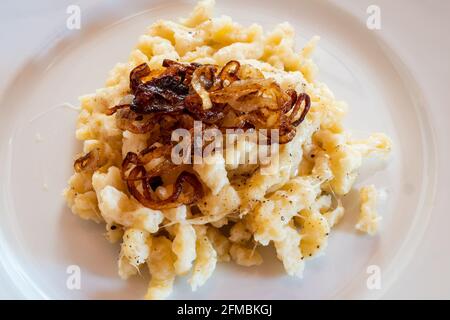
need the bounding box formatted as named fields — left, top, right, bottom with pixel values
left=64, top=0, right=391, bottom=299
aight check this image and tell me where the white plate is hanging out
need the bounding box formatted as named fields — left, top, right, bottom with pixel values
left=0, top=0, right=449, bottom=299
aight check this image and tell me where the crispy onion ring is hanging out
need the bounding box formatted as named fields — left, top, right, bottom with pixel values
left=209, top=79, right=289, bottom=113
left=105, top=59, right=311, bottom=208
left=122, top=146, right=204, bottom=209
left=184, top=94, right=226, bottom=124
left=108, top=60, right=310, bottom=140
left=74, top=149, right=101, bottom=173
left=191, top=65, right=217, bottom=109
left=291, top=93, right=311, bottom=127
left=121, top=145, right=173, bottom=181
left=105, top=104, right=129, bottom=116
left=130, top=63, right=151, bottom=92
left=218, top=60, right=240, bottom=87
left=115, top=106, right=157, bottom=134
left=126, top=166, right=203, bottom=210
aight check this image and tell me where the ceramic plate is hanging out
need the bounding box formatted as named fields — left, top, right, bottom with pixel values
left=0, top=0, right=449, bottom=299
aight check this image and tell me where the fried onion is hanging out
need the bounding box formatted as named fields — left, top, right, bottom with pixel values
left=74, top=148, right=101, bottom=173
left=96, top=59, right=312, bottom=208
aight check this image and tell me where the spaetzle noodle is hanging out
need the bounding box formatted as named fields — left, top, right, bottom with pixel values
left=64, top=0, right=392, bottom=299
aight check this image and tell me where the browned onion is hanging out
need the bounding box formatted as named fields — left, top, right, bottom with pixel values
left=121, top=151, right=142, bottom=180
left=291, top=93, right=311, bottom=127
left=210, top=80, right=270, bottom=112
left=108, top=59, right=312, bottom=208
left=184, top=94, right=226, bottom=124
left=105, top=104, right=129, bottom=116
left=74, top=149, right=101, bottom=173
left=130, top=63, right=151, bottom=92
left=140, top=144, right=172, bottom=164
left=126, top=166, right=203, bottom=210
left=121, top=147, right=174, bottom=182
left=237, top=63, right=264, bottom=80
left=115, top=106, right=156, bottom=133
left=192, top=64, right=218, bottom=91
left=218, top=60, right=240, bottom=86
